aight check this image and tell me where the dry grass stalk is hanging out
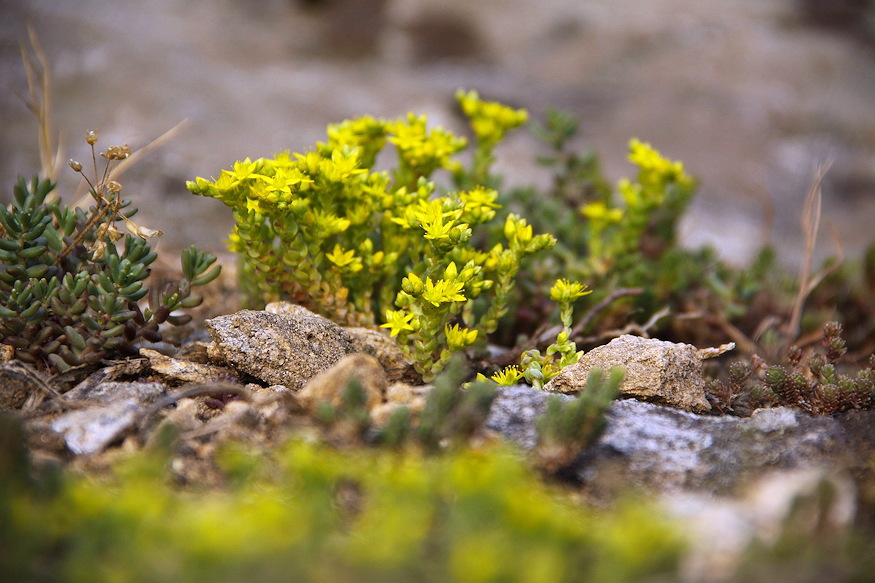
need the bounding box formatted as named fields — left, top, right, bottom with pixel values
left=20, top=24, right=63, bottom=182
left=786, top=162, right=844, bottom=342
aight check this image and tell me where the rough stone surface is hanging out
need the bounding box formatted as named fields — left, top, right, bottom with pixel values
left=485, top=385, right=569, bottom=449
left=205, top=308, right=354, bottom=389
left=49, top=380, right=167, bottom=455
left=545, top=335, right=712, bottom=412
left=582, top=399, right=849, bottom=494
left=50, top=399, right=144, bottom=455
left=486, top=387, right=854, bottom=495
left=139, top=348, right=237, bottom=385
left=63, top=380, right=166, bottom=405
left=297, top=353, right=387, bottom=412
left=345, top=326, right=419, bottom=384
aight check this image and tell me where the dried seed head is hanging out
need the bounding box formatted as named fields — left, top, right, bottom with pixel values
left=100, top=144, right=131, bottom=160
left=86, top=130, right=98, bottom=145
left=69, top=159, right=83, bottom=172
left=107, top=180, right=123, bottom=194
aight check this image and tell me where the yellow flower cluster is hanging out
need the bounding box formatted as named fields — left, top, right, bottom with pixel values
left=388, top=113, right=467, bottom=183
left=457, top=89, right=529, bottom=145
left=188, top=90, right=547, bottom=379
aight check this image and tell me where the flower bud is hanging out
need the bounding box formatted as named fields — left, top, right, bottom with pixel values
left=107, top=180, right=123, bottom=193
left=69, top=159, right=83, bottom=172
left=86, top=130, right=98, bottom=145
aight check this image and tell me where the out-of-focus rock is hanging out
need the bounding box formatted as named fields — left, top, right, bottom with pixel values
left=345, top=326, right=419, bottom=383
left=370, top=382, right=430, bottom=427
left=205, top=306, right=354, bottom=389
left=666, top=469, right=858, bottom=583
left=297, top=353, right=387, bottom=412
left=485, top=385, right=562, bottom=449
left=486, top=387, right=853, bottom=495
left=63, top=380, right=165, bottom=405
left=49, top=381, right=167, bottom=455
left=0, top=360, right=55, bottom=410
left=545, top=335, right=716, bottom=413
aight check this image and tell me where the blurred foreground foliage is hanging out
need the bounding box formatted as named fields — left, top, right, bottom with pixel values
left=0, top=415, right=683, bottom=583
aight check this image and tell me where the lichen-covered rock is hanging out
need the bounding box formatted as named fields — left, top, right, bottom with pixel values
left=51, top=399, right=143, bottom=455
left=485, top=385, right=564, bottom=449
left=545, top=334, right=712, bottom=412
left=205, top=308, right=354, bottom=389
left=297, top=353, right=387, bottom=412
left=486, top=387, right=851, bottom=495
left=345, top=326, right=419, bottom=383
left=63, top=380, right=166, bottom=405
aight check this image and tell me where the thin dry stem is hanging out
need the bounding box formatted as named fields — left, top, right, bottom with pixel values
left=20, top=25, right=63, bottom=182
left=786, top=163, right=844, bottom=342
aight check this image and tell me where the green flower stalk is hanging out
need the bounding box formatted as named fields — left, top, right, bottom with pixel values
left=456, top=89, right=529, bottom=186
left=488, top=279, right=591, bottom=388
left=579, top=139, right=695, bottom=276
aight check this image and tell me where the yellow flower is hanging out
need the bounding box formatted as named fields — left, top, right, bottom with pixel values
left=491, top=366, right=523, bottom=386
left=245, top=197, right=265, bottom=214
left=326, top=244, right=360, bottom=271
left=580, top=201, right=623, bottom=223
left=421, top=277, right=466, bottom=307
left=456, top=89, right=528, bottom=144
left=549, top=279, right=591, bottom=303
left=222, top=158, right=265, bottom=186
left=445, top=323, right=478, bottom=350
left=381, top=310, right=415, bottom=337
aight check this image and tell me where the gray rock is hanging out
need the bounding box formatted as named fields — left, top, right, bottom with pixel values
left=485, top=385, right=569, bottom=449
left=50, top=399, right=143, bottom=455
left=139, top=348, right=237, bottom=385
left=63, top=380, right=165, bottom=405
left=205, top=308, right=354, bottom=389
left=545, top=335, right=713, bottom=413
left=585, top=400, right=846, bottom=493
left=485, top=386, right=852, bottom=495
left=49, top=380, right=167, bottom=455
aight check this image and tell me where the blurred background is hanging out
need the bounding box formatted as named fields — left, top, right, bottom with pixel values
left=1, top=0, right=874, bottom=268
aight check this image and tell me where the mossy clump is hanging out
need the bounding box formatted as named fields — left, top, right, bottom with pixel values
left=764, top=321, right=875, bottom=415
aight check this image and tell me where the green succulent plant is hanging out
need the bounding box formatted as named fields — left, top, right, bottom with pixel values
left=535, top=367, right=622, bottom=471
left=764, top=321, right=875, bottom=415
left=188, top=90, right=553, bottom=381
left=0, top=136, right=220, bottom=375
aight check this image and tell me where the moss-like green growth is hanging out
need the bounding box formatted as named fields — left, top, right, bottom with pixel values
left=0, top=413, right=685, bottom=583
left=0, top=136, right=220, bottom=374
left=536, top=367, right=623, bottom=472
left=764, top=321, right=875, bottom=415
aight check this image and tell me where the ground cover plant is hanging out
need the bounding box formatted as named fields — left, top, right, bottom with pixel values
left=3, top=50, right=875, bottom=582
left=0, top=134, right=220, bottom=377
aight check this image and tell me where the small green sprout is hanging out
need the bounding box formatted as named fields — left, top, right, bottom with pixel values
left=491, top=279, right=591, bottom=388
